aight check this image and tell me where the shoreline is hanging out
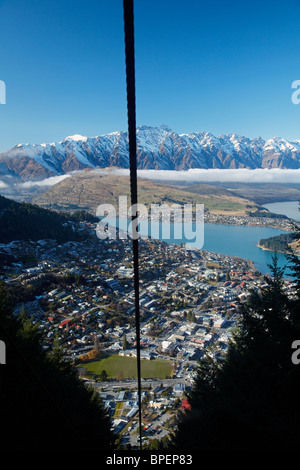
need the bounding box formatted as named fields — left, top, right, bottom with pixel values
left=257, top=241, right=300, bottom=256
left=256, top=242, right=287, bottom=255
left=107, top=213, right=293, bottom=232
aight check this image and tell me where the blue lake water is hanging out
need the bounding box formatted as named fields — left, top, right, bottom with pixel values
left=102, top=216, right=293, bottom=276
left=203, top=223, right=290, bottom=275
left=263, top=200, right=300, bottom=221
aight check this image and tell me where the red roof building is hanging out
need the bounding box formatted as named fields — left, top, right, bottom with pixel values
left=181, top=399, right=191, bottom=410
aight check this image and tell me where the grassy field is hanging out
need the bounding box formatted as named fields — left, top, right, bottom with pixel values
left=78, top=354, right=174, bottom=380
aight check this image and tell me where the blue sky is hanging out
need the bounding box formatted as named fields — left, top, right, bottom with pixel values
left=0, top=0, right=300, bottom=152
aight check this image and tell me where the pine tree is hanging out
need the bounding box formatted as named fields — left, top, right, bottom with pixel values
left=170, top=250, right=300, bottom=450
left=0, top=280, right=115, bottom=450
left=100, top=370, right=108, bottom=382
left=122, top=332, right=128, bottom=350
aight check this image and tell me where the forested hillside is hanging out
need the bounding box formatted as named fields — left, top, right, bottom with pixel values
left=0, top=280, right=115, bottom=450
left=0, top=195, right=96, bottom=243
left=259, top=232, right=295, bottom=252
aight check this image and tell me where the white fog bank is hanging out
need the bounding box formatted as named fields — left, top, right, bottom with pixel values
left=97, top=168, right=300, bottom=184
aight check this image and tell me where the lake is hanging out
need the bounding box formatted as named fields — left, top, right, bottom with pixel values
left=263, top=200, right=300, bottom=221
left=102, top=216, right=292, bottom=276
left=203, top=223, right=290, bottom=275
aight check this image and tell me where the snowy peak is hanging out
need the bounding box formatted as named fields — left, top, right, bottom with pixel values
left=63, top=134, right=88, bottom=143
left=1, top=125, right=300, bottom=182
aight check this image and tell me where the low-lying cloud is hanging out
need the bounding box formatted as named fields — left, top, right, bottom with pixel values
left=98, top=168, right=300, bottom=184
left=17, top=174, right=71, bottom=188
left=1, top=168, right=300, bottom=194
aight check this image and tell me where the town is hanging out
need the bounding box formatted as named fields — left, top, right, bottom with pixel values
left=205, top=212, right=293, bottom=230
left=0, top=217, right=297, bottom=449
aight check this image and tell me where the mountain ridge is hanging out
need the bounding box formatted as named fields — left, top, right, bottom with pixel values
left=1, top=125, right=300, bottom=183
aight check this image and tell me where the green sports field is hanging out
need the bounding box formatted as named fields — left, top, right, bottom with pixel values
left=78, top=354, right=174, bottom=380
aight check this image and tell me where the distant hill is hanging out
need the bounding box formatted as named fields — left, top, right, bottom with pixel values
left=30, top=170, right=260, bottom=216
left=181, top=183, right=248, bottom=199
left=0, top=195, right=95, bottom=243
left=214, top=182, right=300, bottom=205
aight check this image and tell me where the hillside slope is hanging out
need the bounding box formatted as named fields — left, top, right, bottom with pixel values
left=0, top=195, right=93, bottom=243
left=31, top=170, right=260, bottom=215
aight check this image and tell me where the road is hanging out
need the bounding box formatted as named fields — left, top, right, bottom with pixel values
left=122, top=408, right=172, bottom=448
left=94, top=374, right=194, bottom=391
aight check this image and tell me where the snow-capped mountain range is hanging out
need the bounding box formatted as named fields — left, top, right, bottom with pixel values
left=1, top=124, right=300, bottom=182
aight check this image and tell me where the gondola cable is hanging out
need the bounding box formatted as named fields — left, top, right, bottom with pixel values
left=123, top=0, right=143, bottom=451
